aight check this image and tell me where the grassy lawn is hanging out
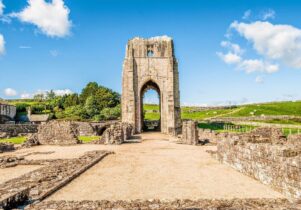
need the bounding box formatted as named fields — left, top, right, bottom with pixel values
left=225, top=101, right=301, bottom=117
left=78, top=136, right=100, bottom=143
left=0, top=136, right=27, bottom=144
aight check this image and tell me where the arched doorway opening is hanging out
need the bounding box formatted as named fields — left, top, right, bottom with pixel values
left=140, top=80, right=161, bottom=132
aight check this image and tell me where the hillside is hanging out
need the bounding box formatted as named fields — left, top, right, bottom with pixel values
left=144, top=101, right=301, bottom=121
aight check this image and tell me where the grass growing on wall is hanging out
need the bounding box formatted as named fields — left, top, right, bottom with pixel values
left=78, top=136, right=100, bottom=143
left=0, top=136, right=27, bottom=144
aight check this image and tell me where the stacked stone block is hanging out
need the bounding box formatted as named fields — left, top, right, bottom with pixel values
left=36, top=121, right=79, bottom=145
left=181, top=120, right=198, bottom=145
left=102, top=122, right=134, bottom=145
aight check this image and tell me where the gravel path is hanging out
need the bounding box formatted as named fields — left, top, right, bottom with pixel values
left=47, top=132, right=284, bottom=201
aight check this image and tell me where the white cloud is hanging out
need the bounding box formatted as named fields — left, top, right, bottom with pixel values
left=242, top=10, right=251, bottom=20
left=19, top=46, right=32, bottom=49
left=20, top=93, right=32, bottom=99
left=13, top=0, right=72, bottom=37
left=217, top=52, right=241, bottom=64
left=220, top=41, right=243, bottom=55
left=0, top=0, right=4, bottom=16
left=4, top=88, right=17, bottom=97
left=238, top=59, right=279, bottom=74
left=20, top=89, right=73, bottom=98
left=231, top=21, right=301, bottom=69
left=53, top=89, right=73, bottom=96
left=255, top=76, right=264, bottom=84
left=0, top=34, right=4, bottom=55
left=262, top=9, right=275, bottom=20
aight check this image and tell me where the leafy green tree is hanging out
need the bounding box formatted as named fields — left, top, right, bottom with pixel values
left=63, top=93, right=80, bottom=108
left=85, top=95, right=100, bottom=117
left=46, top=90, right=56, bottom=100
left=95, top=105, right=121, bottom=121
left=33, top=93, right=45, bottom=102
left=80, top=82, right=99, bottom=104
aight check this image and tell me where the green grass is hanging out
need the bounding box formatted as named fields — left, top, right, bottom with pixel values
left=78, top=136, right=100, bottom=143
left=198, top=122, right=256, bottom=133
left=225, top=101, right=301, bottom=117
left=0, top=136, right=27, bottom=144
left=282, top=128, right=301, bottom=136
left=252, top=118, right=301, bottom=125
left=143, top=104, right=238, bottom=121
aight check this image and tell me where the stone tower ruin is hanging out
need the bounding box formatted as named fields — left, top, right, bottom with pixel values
left=121, top=36, right=181, bottom=135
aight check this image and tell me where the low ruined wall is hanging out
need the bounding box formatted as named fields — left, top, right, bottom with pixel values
left=101, top=122, right=133, bottom=145
left=0, top=124, right=38, bottom=138
left=37, top=121, right=79, bottom=145
left=27, top=198, right=299, bottom=210
left=217, top=127, right=301, bottom=199
left=198, top=129, right=220, bottom=144
left=73, top=121, right=118, bottom=136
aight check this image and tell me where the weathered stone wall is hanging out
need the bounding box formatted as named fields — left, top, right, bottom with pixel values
left=198, top=129, right=220, bottom=144
left=0, top=103, right=16, bottom=122
left=73, top=121, right=118, bottom=136
left=36, top=121, right=80, bottom=145
left=0, top=124, right=38, bottom=138
left=181, top=120, right=198, bottom=145
left=216, top=127, right=301, bottom=199
left=122, top=36, right=181, bottom=136
left=101, top=122, right=133, bottom=145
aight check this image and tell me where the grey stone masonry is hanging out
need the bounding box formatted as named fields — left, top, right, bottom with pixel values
left=121, top=36, right=181, bottom=136
left=181, top=120, right=199, bottom=145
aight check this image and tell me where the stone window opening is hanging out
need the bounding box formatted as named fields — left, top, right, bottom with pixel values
left=147, top=49, right=154, bottom=57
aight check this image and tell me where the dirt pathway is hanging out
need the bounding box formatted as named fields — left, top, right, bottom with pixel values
left=47, top=132, right=284, bottom=201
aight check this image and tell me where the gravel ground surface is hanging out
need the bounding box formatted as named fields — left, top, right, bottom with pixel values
left=45, top=132, right=285, bottom=201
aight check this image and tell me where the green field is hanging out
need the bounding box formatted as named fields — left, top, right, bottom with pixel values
left=224, top=101, right=301, bottom=117
left=143, top=101, right=301, bottom=121
left=143, top=104, right=236, bottom=121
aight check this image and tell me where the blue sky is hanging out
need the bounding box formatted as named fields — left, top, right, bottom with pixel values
left=0, top=0, right=301, bottom=106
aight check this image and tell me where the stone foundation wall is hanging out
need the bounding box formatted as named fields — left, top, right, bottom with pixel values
left=0, top=124, right=38, bottom=138
left=27, top=198, right=298, bottom=210
left=216, top=127, right=301, bottom=199
left=0, top=151, right=111, bottom=209
left=198, top=129, right=220, bottom=144
left=36, top=121, right=80, bottom=145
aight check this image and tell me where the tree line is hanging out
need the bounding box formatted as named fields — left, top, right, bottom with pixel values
left=15, top=82, right=121, bottom=121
